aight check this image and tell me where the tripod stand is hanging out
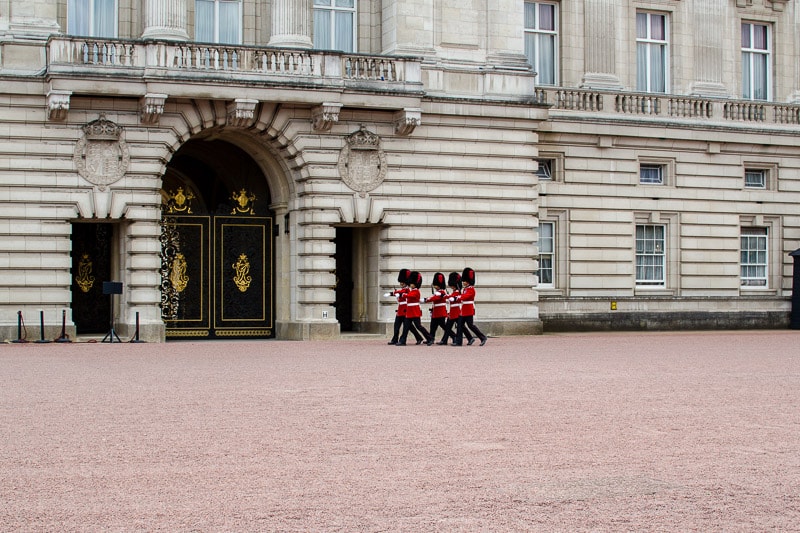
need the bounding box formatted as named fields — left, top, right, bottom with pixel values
left=102, top=281, right=122, bottom=343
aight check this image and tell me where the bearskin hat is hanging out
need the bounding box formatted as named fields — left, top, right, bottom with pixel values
left=462, top=267, right=476, bottom=285
left=432, top=272, right=446, bottom=289
left=397, top=268, right=411, bottom=283
left=408, top=271, right=423, bottom=287
left=447, top=271, right=462, bottom=290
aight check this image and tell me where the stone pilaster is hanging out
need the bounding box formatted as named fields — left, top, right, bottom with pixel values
left=141, top=0, right=189, bottom=41
left=688, top=0, right=729, bottom=97
left=580, top=0, right=622, bottom=89
left=268, top=0, right=313, bottom=49
left=486, top=0, right=529, bottom=69
left=5, top=0, right=60, bottom=37
left=381, top=0, right=435, bottom=57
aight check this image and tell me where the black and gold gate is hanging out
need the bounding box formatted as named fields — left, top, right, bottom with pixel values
left=161, top=212, right=274, bottom=339
left=159, top=138, right=276, bottom=339
left=71, top=223, right=114, bottom=334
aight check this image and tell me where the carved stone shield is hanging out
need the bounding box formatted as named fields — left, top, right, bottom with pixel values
left=337, top=127, right=387, bottom=197
left=74, top=116, right=130, bottom=191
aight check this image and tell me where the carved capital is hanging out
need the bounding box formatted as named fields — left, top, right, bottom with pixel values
left=227, top=99, right=259, bottom=128
left=47, top=90, right=72, bottom=121
left=393, top=108, right=422, bottom=136
left=311, top=103, right=343, bottom=132
left=141, top=93, right=168, bottom=124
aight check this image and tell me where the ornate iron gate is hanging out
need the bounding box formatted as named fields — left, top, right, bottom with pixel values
left=161, top=214, right=274, bottom=339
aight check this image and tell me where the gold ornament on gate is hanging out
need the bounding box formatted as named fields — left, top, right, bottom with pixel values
left=232, top=253, right=252, bottom=292
left=164, top=187, right=195, bottom=214
left=231, top=189, right=256, bottom=215
left=169, top=253, right=189, bottom=293
left=75, top=253, right=95, bottom=293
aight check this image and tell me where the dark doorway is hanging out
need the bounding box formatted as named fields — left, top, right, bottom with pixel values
left=160, top=138, right=275, bottom=339
left=334, top=227, right=354, bottom=332
left=71, top=223, right=114, bottom=334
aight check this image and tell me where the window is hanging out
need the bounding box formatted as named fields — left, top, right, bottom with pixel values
left=640, top=164, right=664, bottom=185
left=538, top=222, right=555, bottom=287
left=313, top=0, right=356, bottom=52
left=741, top=227, right=768, bottom=287
left=742, top=22, right=770, bottom=101
left=524, top=1, right=558, bottom=86
left=68, top=0, right=117, bottom=37
left=744, top=168, right=766, bottom=189
left=195, top=0, right=242, bottom=44
left=636, top=224, right=665, bottom=286
left=636, top=12, right=668, bottom=93
left=535, top=159, right=553, bottom=181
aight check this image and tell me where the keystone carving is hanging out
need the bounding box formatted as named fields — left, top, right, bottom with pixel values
left=394, top=108, right=422, bottom=136
left=311, top=103, right=343, bottom=132
left=141, top=93, right=168, bottom=124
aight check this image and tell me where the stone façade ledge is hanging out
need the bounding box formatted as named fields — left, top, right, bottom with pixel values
left=541, top=311, right=791, bottom=333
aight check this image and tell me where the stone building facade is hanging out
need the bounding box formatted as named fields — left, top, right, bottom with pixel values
left=1, top=0, right=798, bottom=341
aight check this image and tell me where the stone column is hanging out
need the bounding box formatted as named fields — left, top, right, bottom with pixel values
left=141, top=0, right=189, bottom=41
left=268, top=0, right=313, bottom=49
left=688, top=0, right=729, bottom=97
left=486, top=0, right=529, bottom=68
left=6, top=0, right=60, bottom=37
left=580, top=0, right=622, bottom=89
left=381, top=0, right=435, bottom=57
left=791, top=2, right=800, bottom=103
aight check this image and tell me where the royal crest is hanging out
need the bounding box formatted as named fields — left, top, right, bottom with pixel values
left=337, top=126, right=387, bottom=197
left=74, top=115, right=130, bottom=191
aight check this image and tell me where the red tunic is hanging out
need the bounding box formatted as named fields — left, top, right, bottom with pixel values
left=404, top=287, right=423, bottom=319
left=458, top=285, right=476, bottom=317
left=425, top=289, right=449, bottom=319
left=447, top=289, right=463, bottom=320
left=394, top=287, right=409, bottom=317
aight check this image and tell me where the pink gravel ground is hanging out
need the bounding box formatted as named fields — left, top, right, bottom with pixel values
left=2, top=330, right=800, bottom=531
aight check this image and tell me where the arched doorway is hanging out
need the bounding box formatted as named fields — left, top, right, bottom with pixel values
left=160, top=138, right=275, bottom=339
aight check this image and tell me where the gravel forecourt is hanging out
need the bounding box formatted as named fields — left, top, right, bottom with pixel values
left=2, top=330, right=800, bottom=531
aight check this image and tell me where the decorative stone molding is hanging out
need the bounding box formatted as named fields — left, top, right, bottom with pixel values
left=74, top=115, right=130, bottom=191
left=47, top=90, right=72, bottom=121
left=311, top=103, right=343, bottom=132
left=141, top=93, right=168, bottom=124
left=337, top=126, right=387, bottom=197
left=227, top=99, right=259, bottom=128
left=770, top=0, right=789, bottom=11
left=393, top=108, right=422, bottom=136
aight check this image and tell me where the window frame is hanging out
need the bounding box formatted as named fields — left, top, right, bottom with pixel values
left=523, top=1, right=559, bottom=86
left=67, top=0, right=118, bottom=38
left=635, top=223, right=667, bottom=287
left=636, top=11, right=669, bottom=94
left=313, top=0, right=358, bottom=53
left=195, top=0, right=243, bottom=45
left=741, top=21, right=771, bottom=101
left=537, top=209, right=568, bottom=295
left=740, top=226, right=769, bottom=288
left=742, top=162, right=777, bottom=190
left=538, top=221, right=555, bottom=288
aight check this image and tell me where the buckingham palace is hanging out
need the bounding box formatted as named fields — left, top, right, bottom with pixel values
left=1, top=0, right=800, bottom=341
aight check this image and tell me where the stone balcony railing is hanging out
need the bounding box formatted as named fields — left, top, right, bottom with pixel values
left=534, top=87, right=800, bottom=126
left=47, top=36, right=422, bottom=88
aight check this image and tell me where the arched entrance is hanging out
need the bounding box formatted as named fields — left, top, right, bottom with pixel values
left=160, top=138, right=275, bottom=339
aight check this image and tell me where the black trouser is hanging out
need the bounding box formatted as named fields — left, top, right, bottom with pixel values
left=399, top=317, right=430, bottom=344
left=440, top=317, right=472, bottom=344
left=428, top=317, right=446, bottom=342
left=454, top=315, right=485, bottom=345
left=390, top=314, right=421, bottom=343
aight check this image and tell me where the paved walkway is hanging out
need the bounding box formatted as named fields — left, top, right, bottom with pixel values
left=2, top=330, right=800, bottom=531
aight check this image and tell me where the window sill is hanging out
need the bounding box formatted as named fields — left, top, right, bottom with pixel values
left=634, top=287, right=675, bottom=297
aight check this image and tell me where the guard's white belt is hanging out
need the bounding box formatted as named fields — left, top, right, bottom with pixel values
left=433, top=303, right=447, bottom=308
left=406, top=302, right=420, bottom=307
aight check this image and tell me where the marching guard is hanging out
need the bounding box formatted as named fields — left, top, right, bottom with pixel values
left=451, top=267, right=488, bottom=346
left=424, top=272, right=449, bottom=346
left=397, top=271, right=433, bottom=346
left=385, top=269, right=422, bottom=345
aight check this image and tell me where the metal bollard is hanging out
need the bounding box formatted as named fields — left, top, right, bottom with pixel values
left=35, top=310, right=51, bottom=343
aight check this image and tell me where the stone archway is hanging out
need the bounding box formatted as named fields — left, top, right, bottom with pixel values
left=159, top=138, right=276, bottom=339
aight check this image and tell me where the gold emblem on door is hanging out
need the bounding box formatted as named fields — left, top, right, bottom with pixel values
left=232, top=253, right=252, bottom=292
